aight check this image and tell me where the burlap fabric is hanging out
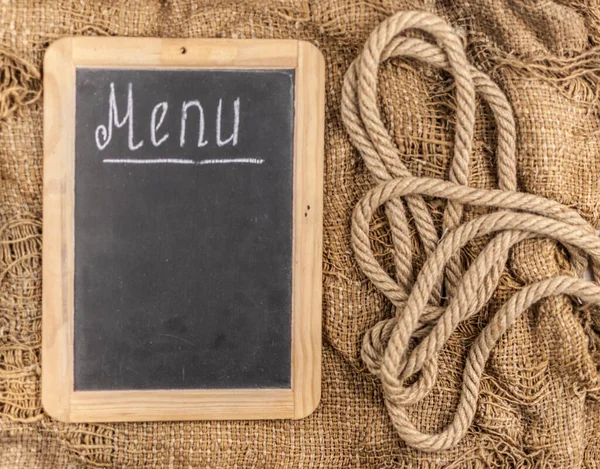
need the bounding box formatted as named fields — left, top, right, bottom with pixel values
left=2, top=0, right=600, bottom=467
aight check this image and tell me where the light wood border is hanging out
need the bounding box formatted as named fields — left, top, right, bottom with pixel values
left=42, top=38, right=324, bottom=422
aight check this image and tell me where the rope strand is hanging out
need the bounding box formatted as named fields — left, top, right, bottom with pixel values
left=341, top=10, right=599, bottom=452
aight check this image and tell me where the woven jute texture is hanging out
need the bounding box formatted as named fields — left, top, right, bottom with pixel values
left=2, top=0, right=600, bottom=467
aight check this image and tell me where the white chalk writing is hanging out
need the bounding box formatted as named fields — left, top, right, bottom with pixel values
left=216, top=97, right=240, bottom=147
left=95, top=82, right=144, bottom=151
left=103, top=158, right=264, bottom=165
left=94, top=84, right=246, bottom=163
left=180, top=100, right=208, bottom=148
left=150, top=102, right=169, bottom=147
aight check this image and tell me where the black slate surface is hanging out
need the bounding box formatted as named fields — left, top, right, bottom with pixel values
left=73, top=68, right=294, bottom=390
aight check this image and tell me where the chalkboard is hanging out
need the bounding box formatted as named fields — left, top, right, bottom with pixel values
left=43, top=38, right=323, bottom=422
left=74, top=68, right=294, bottom=391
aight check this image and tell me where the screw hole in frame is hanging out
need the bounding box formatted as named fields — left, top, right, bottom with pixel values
left=180, top=47, right=187, bottom=54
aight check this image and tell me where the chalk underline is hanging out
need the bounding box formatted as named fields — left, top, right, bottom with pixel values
left=102, top=158, right=265, bottom=165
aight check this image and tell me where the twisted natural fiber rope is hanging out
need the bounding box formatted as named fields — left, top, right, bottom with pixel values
left=341, top=10, right=600, bottom=452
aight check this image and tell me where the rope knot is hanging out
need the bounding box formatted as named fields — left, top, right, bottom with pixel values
left=342, top=10, right=600, bottom=452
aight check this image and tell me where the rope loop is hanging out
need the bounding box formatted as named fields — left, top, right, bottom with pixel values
left=341, top=10, right=600, bottom=452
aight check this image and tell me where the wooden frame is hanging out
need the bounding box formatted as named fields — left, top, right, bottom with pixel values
left=42, top=38, right=324, bottom=422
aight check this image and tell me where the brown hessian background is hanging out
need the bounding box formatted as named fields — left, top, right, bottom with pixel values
left=2, top=0, right=600, bottom=467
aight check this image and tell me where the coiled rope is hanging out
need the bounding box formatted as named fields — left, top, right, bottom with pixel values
left=341, top=10, right=600, bottom=452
